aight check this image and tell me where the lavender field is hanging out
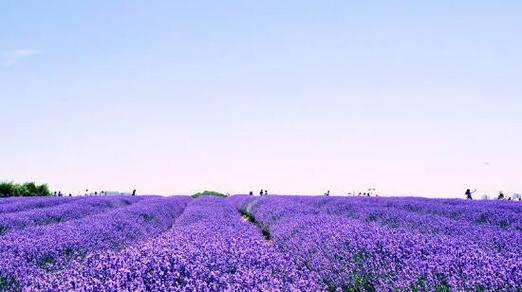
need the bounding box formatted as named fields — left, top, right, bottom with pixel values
left=0, top=195, right=520, bottom=291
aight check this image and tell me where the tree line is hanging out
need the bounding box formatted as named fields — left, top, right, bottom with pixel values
left=0, top=181, right=51, bottom=197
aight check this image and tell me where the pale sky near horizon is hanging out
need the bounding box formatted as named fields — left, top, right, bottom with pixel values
left=1, top=1, right=521, bottom=198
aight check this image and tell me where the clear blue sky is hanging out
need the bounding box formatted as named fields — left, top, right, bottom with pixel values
left=1, top=1, right=521, bottom=197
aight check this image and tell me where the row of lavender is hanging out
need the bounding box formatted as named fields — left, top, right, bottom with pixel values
left=28, top=196, right=321, bottom=291
left=0, top=196, right=191, bottom=291
left=0, top=197, right=82, bottom=216
left=231, top=196, right=522, bottom=291
left=0, top=196, right=143, bottom=235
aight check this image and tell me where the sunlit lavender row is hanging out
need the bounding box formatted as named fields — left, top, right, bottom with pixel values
left=0, top=195, right=520, bottom=291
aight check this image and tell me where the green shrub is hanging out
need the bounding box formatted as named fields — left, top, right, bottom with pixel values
left=192, top=190, right=226, bottom=198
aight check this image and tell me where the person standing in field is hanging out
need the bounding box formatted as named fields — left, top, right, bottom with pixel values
left=259, top=189, right=264, bottom=196
left=465, top=189, right=476, bottom=200
left=132, top=189, right=136, bottom=196
left=497, top=191, right=505, bottom=200
left=264, top=190, right=268, bottom=196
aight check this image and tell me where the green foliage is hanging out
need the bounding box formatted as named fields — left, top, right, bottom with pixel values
left=192, top=190, right=226, bottom=198
left=0, top=274, right=20, bottom=291
left=141, top=213, right=154, bottom=223
left=0, top=181, right=51, bottom=197
left=38, top=255, right=57, bottom=271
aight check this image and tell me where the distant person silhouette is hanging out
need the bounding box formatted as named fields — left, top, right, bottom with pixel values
left=325, top=190, right=330, bottom=196
left=132, top=189, right=136, bottom=196
left=465, top=189, right=476, bottom=200
left=498, top=191, right=505, bottom=200
left=249, top=191, right=253, bottom=196
left=259, top=189, right=264, bottom=196
left=264, top=190, right=268, bottom=196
